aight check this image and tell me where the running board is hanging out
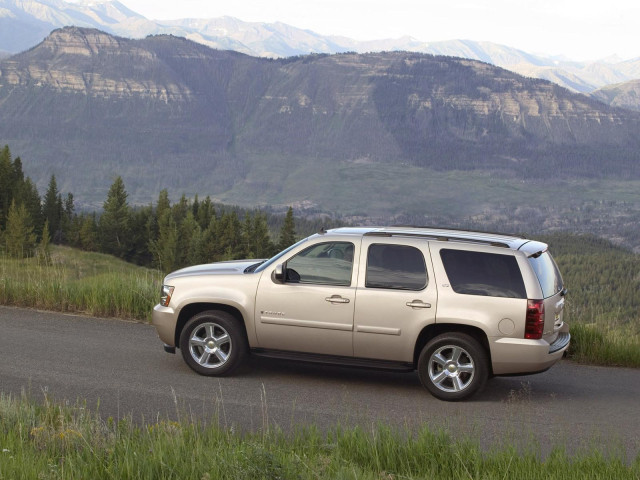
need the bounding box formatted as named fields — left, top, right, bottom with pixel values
left=250, top=348, right=414, bottom=372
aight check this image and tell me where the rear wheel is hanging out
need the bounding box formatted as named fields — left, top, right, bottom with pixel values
left=179, top=310, right=247, bottom=376
left=417, top=333, right=488, bottom=401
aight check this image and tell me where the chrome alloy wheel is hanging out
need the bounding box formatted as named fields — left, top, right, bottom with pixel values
left=188, top=322, right=232, bottom=369
left=428, top=345, right=475, bottom=393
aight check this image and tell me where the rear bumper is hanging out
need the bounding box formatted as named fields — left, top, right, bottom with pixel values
left=490, top=324, right=570, bottom=375
left=152, top=304, right=178, bottom=347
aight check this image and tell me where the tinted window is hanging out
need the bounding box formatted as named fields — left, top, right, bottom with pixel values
left=440, top=249, right=526, bottom=299
left=366, top=244, right=427, bottom=290
left=528, top=251, right=563, bottom=298
left=286, top=242, right=354, bottom=286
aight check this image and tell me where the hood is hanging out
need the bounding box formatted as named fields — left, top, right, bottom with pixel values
left=165, top=259, right=264, bottom=281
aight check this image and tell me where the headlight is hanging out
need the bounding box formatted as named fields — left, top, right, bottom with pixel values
left=160, top=285, right=174, bottom=307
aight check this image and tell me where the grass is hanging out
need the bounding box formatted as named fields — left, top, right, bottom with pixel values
left=0, top=246, right=161, bottom=322
left=568, top=323, right=640, bottom=367
left=0, top=392, right=638, bottom=479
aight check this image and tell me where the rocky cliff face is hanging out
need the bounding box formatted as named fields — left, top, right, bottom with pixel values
left=0, top=27, right=193, bottom=100
left=0, top=27, right=639, bottom=207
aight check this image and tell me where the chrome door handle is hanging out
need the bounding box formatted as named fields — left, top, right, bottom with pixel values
left=325, top=295, right=350, bottom=304
left=406, top=300, right=431, bottom=309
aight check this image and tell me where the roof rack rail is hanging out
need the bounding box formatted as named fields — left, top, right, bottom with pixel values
left=390, top=225, right=525, bottom=239
left=364, top=230, right=511, bottom=248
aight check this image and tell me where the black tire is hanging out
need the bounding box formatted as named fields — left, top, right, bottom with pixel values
left=417, top=332, right=488, bottom=401
left=179, top=310, right=247, bottom=376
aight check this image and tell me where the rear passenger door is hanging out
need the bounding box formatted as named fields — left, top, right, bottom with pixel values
left=353, top=238, right=437, bottom=363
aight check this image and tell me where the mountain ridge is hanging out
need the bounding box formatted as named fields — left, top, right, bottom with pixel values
left=1, top=0, right=639, bottom=94
left=591, top=79, right=640, bottom=112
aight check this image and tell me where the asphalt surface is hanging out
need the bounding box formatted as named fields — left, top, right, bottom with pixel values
left=1, top=306, right=639, bottom=458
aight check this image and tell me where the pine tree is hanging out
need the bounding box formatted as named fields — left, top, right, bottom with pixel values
left=78, top=214, right=98, bottom=251
left=16, top=178, right=42, bottom=238
left=4, top=200, right=36, bottom=258
left=253, top=212, right=275, bottom=258
left=200, top=216, right=219, bottom=263
left=178, top=210, right=201, bottom=267
left=0, top=145, right=12, bottom=229
left=151, top=209, right=178, bottom=272
left=128, top=206, right=154, bottom=266
left=99, top=176, right=131, bottom=258
left=243, top=212, right=273, bottom=258
left=43, top=175, right=63, bottom=243
left=196, top=196, right=215, bottom=230
left=218, top=211, right=242, bottom=260
left=59, top=192, right=75, bottom=244
left=278, top=207, right=296, bottom=250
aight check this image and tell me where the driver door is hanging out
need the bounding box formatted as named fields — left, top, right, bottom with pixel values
left=254, top=240, right=359, bottom=356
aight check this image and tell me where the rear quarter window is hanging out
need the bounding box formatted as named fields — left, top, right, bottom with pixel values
left=440, top=249, right=526, bottom=299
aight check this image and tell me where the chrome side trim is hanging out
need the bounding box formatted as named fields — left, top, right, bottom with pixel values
left=355, top=325, right=401, bottom=335
left=260, top=316, right=353, bottom=331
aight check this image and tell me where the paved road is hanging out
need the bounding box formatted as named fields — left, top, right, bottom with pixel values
left=1, top=306, right=639, bottom=458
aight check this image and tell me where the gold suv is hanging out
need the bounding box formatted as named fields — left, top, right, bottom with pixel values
left=152, top=227, right=570, bottom=401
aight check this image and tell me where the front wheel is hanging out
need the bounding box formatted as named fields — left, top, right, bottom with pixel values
left=179, top=310, right=247, bottom=376
left=417, top=333, right=488, bottom=401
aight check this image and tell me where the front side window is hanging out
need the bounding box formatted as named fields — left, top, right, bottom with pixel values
left=366, top=244, right=427, bottom=290
left=440, top=249, right=526, bottom=299
left=285, top=242, right=354, bottom=286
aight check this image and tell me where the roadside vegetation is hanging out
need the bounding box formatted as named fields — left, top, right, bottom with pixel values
left=0, top=392, right=637, bottom=479
left=0, top=245, right=160, bottom=321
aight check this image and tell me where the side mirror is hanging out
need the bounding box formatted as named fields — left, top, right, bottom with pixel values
left=274, top=263, right=285, bottom=282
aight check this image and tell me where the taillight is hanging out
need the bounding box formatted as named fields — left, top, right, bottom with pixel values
left=525, top=299, right=545, bottom=339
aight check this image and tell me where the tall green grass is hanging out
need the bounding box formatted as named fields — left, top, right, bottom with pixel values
left=0, top=392, right=637, bottom=479
left=569, top=323, right=640, bottom=367
left=0, top=246, right=161, bottom=321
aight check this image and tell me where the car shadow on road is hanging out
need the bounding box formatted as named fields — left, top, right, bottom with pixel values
left=235, top=354, right=563, bottom=403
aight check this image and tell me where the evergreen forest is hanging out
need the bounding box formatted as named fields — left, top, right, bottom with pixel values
left=0, top=145, right=329, bottom=273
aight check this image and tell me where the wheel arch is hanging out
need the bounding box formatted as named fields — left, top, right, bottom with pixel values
left=413, top=323, right=493, bottom=374
left=175, top=303, right=247, bottom=348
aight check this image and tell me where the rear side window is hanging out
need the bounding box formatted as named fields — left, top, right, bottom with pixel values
left=366, top=244, right=427, bottom=290
left=440, top=249, right=526, bottom=299
left=528, top=251, right=563, bottom=298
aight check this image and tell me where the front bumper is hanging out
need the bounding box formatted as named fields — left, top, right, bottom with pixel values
left=152, top=304, right=178, bottom=347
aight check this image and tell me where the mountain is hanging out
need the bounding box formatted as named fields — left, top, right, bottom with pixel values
left=1, top=27, right=639, bottom=219
left=0, top=0, right=154, bottom=52
left=1, top=0, right=639, bottom=94
left=591, top=79, right=640, bottom=112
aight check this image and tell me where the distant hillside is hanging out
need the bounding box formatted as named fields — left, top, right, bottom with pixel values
left=591, top=79, right=640, bottom=112
left=1, top=0, right=639, bottom=93
left=1, top=27, right=640, bottom=223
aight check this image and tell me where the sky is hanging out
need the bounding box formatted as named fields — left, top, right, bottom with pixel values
left=113, top=0, right=637, bottom=61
